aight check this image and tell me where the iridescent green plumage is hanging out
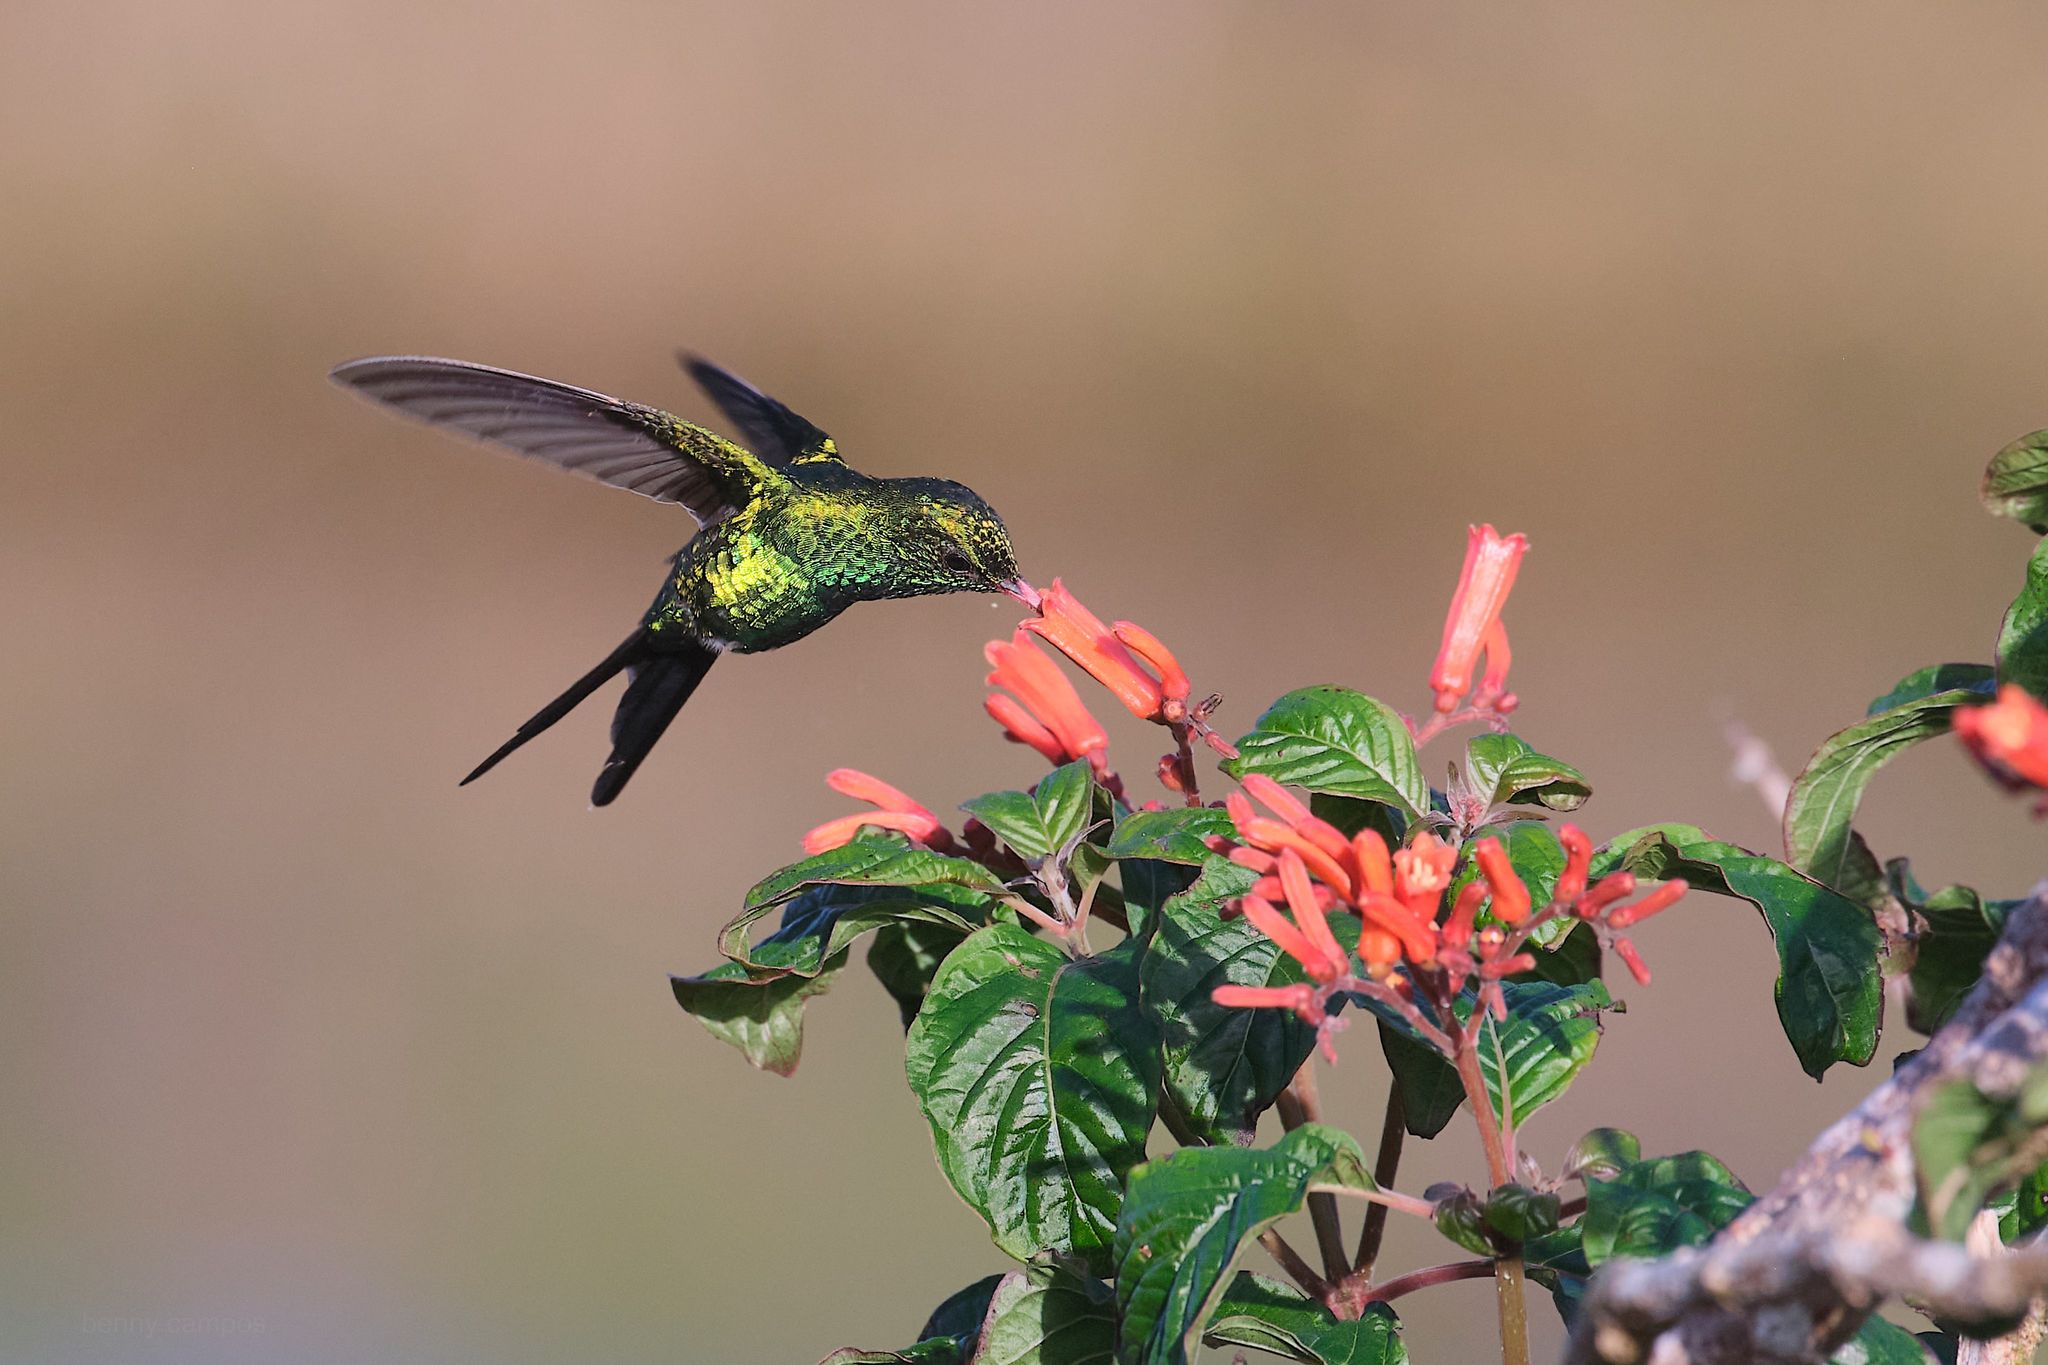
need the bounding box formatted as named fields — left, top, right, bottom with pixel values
left=332, top=352, right=1026, bottom=804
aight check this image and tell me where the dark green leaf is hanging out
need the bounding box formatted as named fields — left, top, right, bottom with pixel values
left=1784, top=688, right=1990, bottom=897
left=1581, top=1151, right=1753, bottom=1266
left=1913, top=1060, right=2048, bottom=1243
left=1562, top=1128, right=1642, bottom=1184
left=1112, top=1124, right=1376, bottom=1365
left=746, top=834, right=1010, bottom=912
left=1431, top=1187, right=1494, bottom=1256
left=972, top=1259, right=1116, bottom=1365
left=1465, top=733, right=1592, bottom=812
left=1597, top=828, right=1884, bottom=1079
left=821, top=1276, right=1008, bottom=1365
left=722, top=879, right=989, bottom=980
left=925, top=1276, right=1007, bottom=1344
left=1105, top=807, right=1234, bottom=866
left=670, top=954, right=846, bottom=1076
left=1518, top=921, right=1603, bottom=987
left=1310, top=793, right=1407, bottom=848
left=1203, top=1274, right=1406, bottom=1365
left=1867, top=664, right=1998, bottom=717
left=1485, top=1182, right=1562, bottom=1244
left=1982, top=430, right=2048, bottom=532
left=905, top=925, right=1159, bottom=1273
left=1837, top=1315, right=1939, bottom=1364
left=1996, top=1162, right=2048, bottom=1244
left=1888, top=861, right=2009, bottom=1036
left=870, top=920, right=974, bottom=1029
left=1377, top=1020, right=1467, bottom=1139
left=1142, top=883, right=1319, bottom=1146
left=1997, top=539, right=2048, bottom=701
left=962, top=761, right=1100, bottom=863
left=1225, top=687, right=1428, bottom=818
left=1373, top=979, right=1612, bottom=1136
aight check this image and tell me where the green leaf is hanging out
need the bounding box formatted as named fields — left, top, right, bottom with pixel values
left=1837, top=1316, right=1938, bottom=1365
left=1867, top=664, right=1998, bottom=717
left=1562, top=1128, right=1642, bottom=1183
left=1225, top=687, right=1428, bottom=818
left=1913, top=1060, right=2048, bottom=1243
left=1580, top=1150, right=1753, bottom=1265
left=1105, top=807, right=1235, bottom=865
left=722, top=879, right=990, bottom=980
left=820, top=1276, right=1008, bottom=1365
left=961, top=761, right=1100, bottom=864
left=1485, top=1182, right=1563, bottom=1243
left=1519, top=921, right=1603, bottom=987
left=1310, top=793, right=1407, bottom=848
left=1430, top=1187, right=1493, bottom=1256
left=1996, top=1162, right=2048, bottom=1244
left=869, top=920, right=974, bottom=1029
left=1373, top=979, right=1612, bottom=1137
left=1597, top=828, right=1884, bottom=1079
left=1377, top=1020, right=1467, bottom=1139
left=1465, top=733, right=1592, bottom=812
left=1888, top=861, right=2010, bottom=1036
left=905, top=925, right=1160, bottom=1273
left=1997, top=538, right=2048, bottom=701
left=1784, top=688, right=1992, bottom=897
left=972, top=1259, right=1117, bottom=1365
left=746, top=834, right=1010, bottom=912
left=1143, top=882, right=1319, bottom=1146
left=670, top=954, right=846, bottom=1076
left=1203, top=1274, right=1406, bottom=1365
left=1982, top=430, right=2048, bottom=532
left=1112, top=1124, right=1376, bottom=1365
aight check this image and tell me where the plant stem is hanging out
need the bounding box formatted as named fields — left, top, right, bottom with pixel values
left=1453, top=1036, right=1512, bottom=1188
left=1258, top=1228, right=1328, bottom=1299
left=1330, top=1258, right=1495, bottom=1316
left=1278, top=1076, right=1350, bottom=1282
left=1493, top=1252, right=1531, bottom=1365
left=1354, top=1087, right=1407, bottom=1276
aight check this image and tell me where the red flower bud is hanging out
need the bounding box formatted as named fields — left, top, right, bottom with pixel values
left=1614, top=937, right=1652, bottom=985
left=1607, top=878, right=1689, bottom=929
left=1556, top=824, right=1592, bottom=904
left=1430, top=525, right=1528, bottom=714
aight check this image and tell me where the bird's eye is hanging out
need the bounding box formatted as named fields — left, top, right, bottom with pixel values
left=940, top=547, right=974, bottom=574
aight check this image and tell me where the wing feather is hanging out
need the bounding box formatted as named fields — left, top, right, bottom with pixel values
left=331, top=356, right=769, bottom=523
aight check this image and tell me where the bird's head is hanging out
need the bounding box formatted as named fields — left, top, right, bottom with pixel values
left=887, top=478, right=1034, bottom=605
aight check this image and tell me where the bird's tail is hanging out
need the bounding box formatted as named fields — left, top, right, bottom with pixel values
left=462, top=628, right=713, bottom=802
left=589, top=642, right=717, bottom=806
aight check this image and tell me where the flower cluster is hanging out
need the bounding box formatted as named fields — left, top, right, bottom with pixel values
left=1955, top=683, right=2048, bottom=814
left=1210, top=523, right=1686, bottom=1062
left=1211, top=773, right=1687, bottom=1057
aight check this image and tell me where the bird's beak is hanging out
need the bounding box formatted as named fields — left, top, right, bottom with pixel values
left=998, top=578, right=1042, bottom=611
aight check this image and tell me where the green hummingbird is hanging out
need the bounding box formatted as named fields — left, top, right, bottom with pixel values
left=331, top=353, right=1033, bottom=805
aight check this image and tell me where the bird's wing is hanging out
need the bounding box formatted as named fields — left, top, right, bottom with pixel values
left=331, top=356, right=784, bottom=524
left=680, top=355, right=844, bottom=467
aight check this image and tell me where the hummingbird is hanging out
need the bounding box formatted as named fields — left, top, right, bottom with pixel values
left=331, top=353, right=1033, bottom=805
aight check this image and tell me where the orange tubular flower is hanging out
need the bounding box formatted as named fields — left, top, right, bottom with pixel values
left=1614, top=938, right=1652, bottom=986
left=1955, top=684, right=2048, bottom=791
left=1113, top=621, right=1192, bottom=722
left=1239, top=894, right=1341, bottom=983
left=1392, top=833, right=1458, bottom=921
left=802, top=809, right=941, bottom=855
left=1429, top=524, right=1529, bottom=714
left=803, top=767, right=949, bottom=854
left=1351, top=830, right=1394, bottom=896
left=985, top=693, right=1067, bottom=765
left=1021, top=580, right=1165, bottom=722
left=1212, top=982, right=1318, bottom=1017
left=1556, top=824, right=1593, bottom=904
left=1276, top=849, right=1352, bottom=980
left=1607, top=878, right=1689, bottom=928
left=1472, top=837, right=1532, bottom=925
left=984, top=630, right=1110, bottom=763
left=1442, top=881, right=1488, bottom=951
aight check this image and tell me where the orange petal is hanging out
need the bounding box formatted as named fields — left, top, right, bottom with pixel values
left=824, top=767, right=931, bottom=817
left=802, top=809, right=941, bottom=856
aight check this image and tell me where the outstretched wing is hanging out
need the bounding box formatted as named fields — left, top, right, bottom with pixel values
left=680, top=354, right=843, bottom=467
left=331, top=356, right=782, bottom=524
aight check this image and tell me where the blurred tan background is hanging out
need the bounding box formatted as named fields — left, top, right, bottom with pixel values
left=5, top=2, right=2048, bottom=1361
